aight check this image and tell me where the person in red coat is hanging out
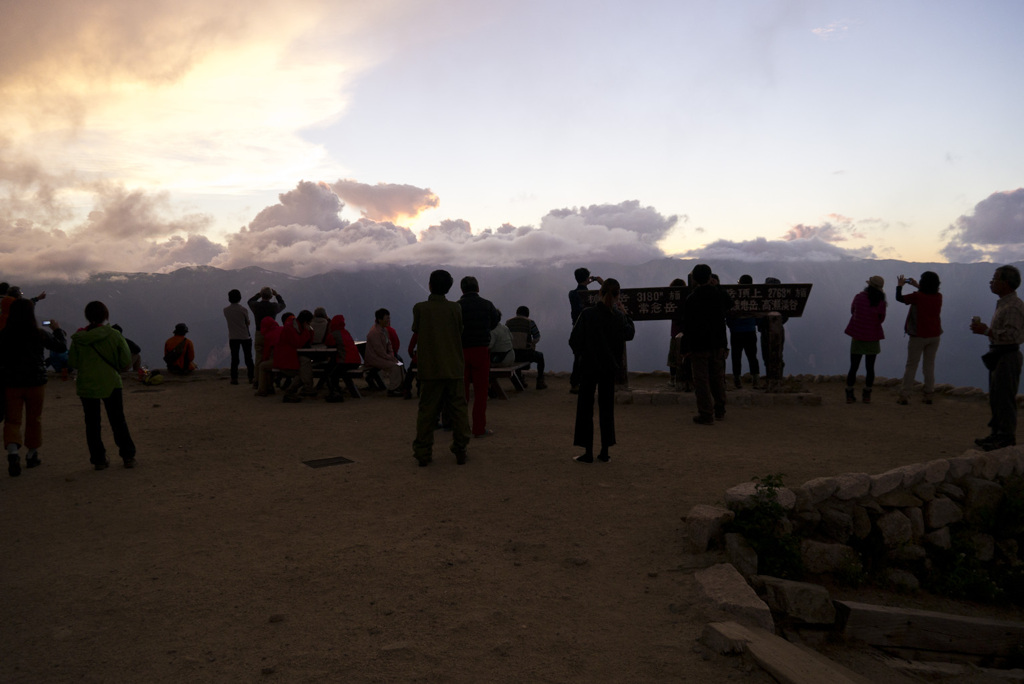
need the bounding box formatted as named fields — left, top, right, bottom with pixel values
left=325, top=315, right=360, bottom=402
left=274, top=310, right=313, bottom=403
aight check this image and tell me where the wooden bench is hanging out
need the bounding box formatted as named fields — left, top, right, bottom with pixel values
left=293, top=348, right=366, bottom=399
left=489, top=362, right=531, bottom=400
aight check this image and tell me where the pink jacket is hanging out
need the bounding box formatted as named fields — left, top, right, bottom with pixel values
left=844, top=291, right=886, bottom=341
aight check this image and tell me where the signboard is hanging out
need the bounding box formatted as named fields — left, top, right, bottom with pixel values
left=582, top=283, right=812, bottom=321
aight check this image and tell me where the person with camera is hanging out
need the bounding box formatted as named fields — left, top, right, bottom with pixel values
left=568, top=267, right=604, bottom=394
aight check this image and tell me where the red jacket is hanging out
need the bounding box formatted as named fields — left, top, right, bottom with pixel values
left=326, top=315, right=360, bottom=364
left=273, top=320, right=312, bottom=370
left=260, top=318, right=281, bottom=362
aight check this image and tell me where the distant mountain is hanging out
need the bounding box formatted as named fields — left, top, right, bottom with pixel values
left=17, top=258, right=1021, bottom=389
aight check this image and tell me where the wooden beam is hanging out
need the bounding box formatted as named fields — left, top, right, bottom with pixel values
left=835, top=600, right=1024, bottom=657
left=705, top=621, right=872, bottom=684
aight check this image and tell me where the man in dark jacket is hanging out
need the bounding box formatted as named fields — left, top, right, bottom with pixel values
left=683, top=264, right=733, bottom=425
left=458, top=276, right=500, bottom=437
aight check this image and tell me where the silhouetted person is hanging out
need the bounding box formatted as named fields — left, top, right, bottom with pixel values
left=844, top=276, right=886, bottom=404
left=970, top=265, right=1024, bottom=451
left=412, top=270, right=472, bottom=466
left=0, top=298, right=66, bottom=476
left=895, top=271, right=943, bottom=405
left=248, top=287, right=285, bottom=374
left=726, top=274, right=760, bottom=389
left=684, top=265, right=732, bottom=425
left=570, top=278, right=634, bottom=463
left=506, top=305, right=546, bottom=389
left=459, top=276, right=500, bottom=437
left=224, top=289, right=254, bottom=385
left=568, top=267, right=603, bottom=393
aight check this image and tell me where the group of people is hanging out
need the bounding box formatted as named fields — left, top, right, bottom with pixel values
left=842, top=265, right=1023, bottom=451
left=2, top=262, right=1021, bottom=476
left=1, top=284, right=136, bottom=475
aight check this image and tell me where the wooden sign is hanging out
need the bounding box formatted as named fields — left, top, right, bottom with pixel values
left=583, top=284, right=812, bottom=321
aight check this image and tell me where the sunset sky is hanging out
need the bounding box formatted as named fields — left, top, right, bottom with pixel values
left=2, top=0, right=1023, bottom=280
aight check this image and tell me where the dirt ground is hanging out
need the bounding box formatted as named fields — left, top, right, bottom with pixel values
left=1, top=370, right=1021, bottom=683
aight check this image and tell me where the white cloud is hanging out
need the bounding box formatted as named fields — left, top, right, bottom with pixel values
left=941, top=188, right=1024, bottom=263
left=330, top=179, right=439, bottom=222
left=682, top=236, right=875, bottom=262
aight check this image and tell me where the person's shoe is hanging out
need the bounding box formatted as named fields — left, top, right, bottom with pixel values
left=845, top=387, right=856, bottom=404
left=25, top=453, right=41, bottom=469
left=474, top=429, right=495, bottom=438
left=714, top=410, right=726, bottom=421
left=123, top=458, right=137, bottom=469
left=94, top=459, right=110, bottom=471
left=896, top=396, right=909, bottom=405
left=574, top=452, right=594, bottom=463
left=733, top=376, right=741, bottom=389
left=415, top=454, right=433, bottom=467
left=597, top=452, right=610, bottom=463
left=8, top=454, right=21, bottom=477
left=282, top=394, right=302, bottom=403
left=569, top=385, right=579, bottom=395
left=751, top=374, right=760, bottom=390
left=693, top=415, right=714, bottom=425
left=536, top=381, right=548, bottom=390
left=862, top=388, right=872, bottom=404
left=325, top=394, right=345, bottom=403
left=454, top=450, right=468, bottom=465
left=979, top=435, right=1017, bottom=451
left=923, top=396, right=933, bottom=405
left=387, top=390, right=404, bottom=397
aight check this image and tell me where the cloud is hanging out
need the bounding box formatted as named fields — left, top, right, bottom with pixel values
left=0, top=183, right=219, bottom=281
left=682, top=236, right=875, bottom=262
left=248, top=181, right=349, bottom=234
left=781, top=215, right=867, bottom=243
left=329, top=179, right=439, bottom=222
left=811, top=20, right=853, bottom=41
left=941, top=189, right=1024, bottom=263
left=207, top=195, right=676, bottom=274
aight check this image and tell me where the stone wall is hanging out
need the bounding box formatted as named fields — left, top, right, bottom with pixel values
left=687, top=445, right=1024, bottom=592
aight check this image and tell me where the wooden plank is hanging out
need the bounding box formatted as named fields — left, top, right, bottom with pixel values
left=835, top=600, right=1024, bottom=657
left=704, top=622, right=871, bottom=684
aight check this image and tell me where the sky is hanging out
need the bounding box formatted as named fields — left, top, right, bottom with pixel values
left=2, top=0, right=1024, bottom=281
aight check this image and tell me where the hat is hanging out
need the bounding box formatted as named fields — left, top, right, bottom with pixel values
left=173, top=323, right=189, bottom=335
left=866, top=275, right=884, bottom=290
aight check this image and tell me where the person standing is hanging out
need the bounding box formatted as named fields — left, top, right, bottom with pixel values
left=506, top=306, right=547, bottom=389
left=970, top=265, right=1024, bottom=451
left=458, top=276, right=500, bottom=437
left=844, top=276, right=887, bottom=404
left=0, top=299, right=66, bottom=476
left=568, top=267, right=603, bottom=394
left=411, top=270, right=472, bottom=466
left=224, top=289, right=254, bottom=385
left=569, top=278, right=635, bottom=462
left=248, top=287, right=285, bottom=377
left=727, top=274, right=761, bottom=389
left=68, top=301, right=137, bottom=470
left=895, top=272, right=943, bottom=405
left=683, top=265, right=733, bottom=425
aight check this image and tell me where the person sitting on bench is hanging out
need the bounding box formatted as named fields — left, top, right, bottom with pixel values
left=506, top=306, right=546, bottom=389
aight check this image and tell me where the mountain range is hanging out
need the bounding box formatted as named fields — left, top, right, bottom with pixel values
left=14, top=258, right=1021, bottom=389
